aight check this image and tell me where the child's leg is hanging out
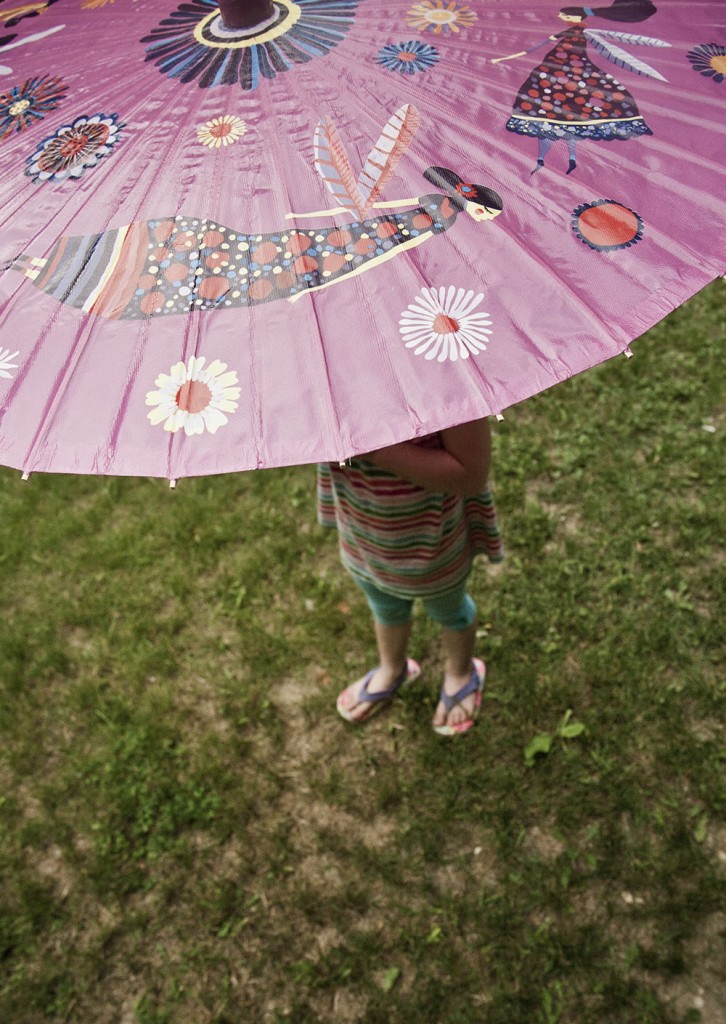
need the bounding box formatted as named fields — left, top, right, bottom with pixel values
left=338, top=578, right=414, bottom=721
left=422, top=589, right=480, bottom=729
left=373, top=618, right=413, bottom=681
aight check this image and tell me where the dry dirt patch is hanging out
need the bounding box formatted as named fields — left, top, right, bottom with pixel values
left=524, top=824, right=566, bottom=861
left=654, top=912, right=726, bottom=1024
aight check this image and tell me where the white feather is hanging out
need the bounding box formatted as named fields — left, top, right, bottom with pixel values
left=586, top=31, right=669, bottom=81
left=586, top=29, right=671, bottom=48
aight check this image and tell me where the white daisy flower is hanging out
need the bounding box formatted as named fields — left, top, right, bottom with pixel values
left=145, top=355, right=241, bottom=436
left=399, top=286, right=492, bottom=362
left=0, top=347, right=19, bottom=379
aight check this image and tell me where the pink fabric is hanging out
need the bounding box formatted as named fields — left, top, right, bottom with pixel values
left=0, top=1, right=723, bottom=478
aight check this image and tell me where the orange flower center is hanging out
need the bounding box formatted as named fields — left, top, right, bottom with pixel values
left=9, top=99, right=30, bottom=116
left=432, top=314, right=460, bottom=335
left=711, top=55, right=726, bottom=74
left=397, top=51, right=417, bottom=62
left=55, top=123, right=110, bottom=160
left=210, top=122, right=233, bottom=137
left=176, top=379, right=212, bottom=414
left=59, top=131, right=92, bottom=157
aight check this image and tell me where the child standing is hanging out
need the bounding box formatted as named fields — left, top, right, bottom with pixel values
left=317, top=417, right=503, bottom=735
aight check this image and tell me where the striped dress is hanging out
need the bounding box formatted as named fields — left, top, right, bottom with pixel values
left=317, top=434, right=503, bottom=600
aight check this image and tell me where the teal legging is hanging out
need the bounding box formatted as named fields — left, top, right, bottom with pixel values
left=353, top=576, right=476, bottom=631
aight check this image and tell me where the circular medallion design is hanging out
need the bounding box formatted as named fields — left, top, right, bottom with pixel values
left=142, top=0, right=359, bottom=90
left=25, top=113, right=125, bottom=183
left=192, top=0, right=301, bottom=48
left=571, top=200, right=644, bottom=252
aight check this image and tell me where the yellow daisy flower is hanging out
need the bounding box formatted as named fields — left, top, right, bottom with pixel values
left=196, top=115, right=247, bottom=149
left=406, top=1, right=477, bottom=35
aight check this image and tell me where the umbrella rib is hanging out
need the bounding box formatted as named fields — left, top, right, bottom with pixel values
left=271, top=60, right=364, bottom=460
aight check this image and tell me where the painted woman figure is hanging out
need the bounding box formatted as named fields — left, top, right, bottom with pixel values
left=12, top=167, right=502, bottom=320
left=492, top=1, right=668, bottom=174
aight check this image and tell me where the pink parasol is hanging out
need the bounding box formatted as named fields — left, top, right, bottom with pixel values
left=0, top=0, right=723, bottom=479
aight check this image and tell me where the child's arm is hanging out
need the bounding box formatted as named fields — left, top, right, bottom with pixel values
left=359, top=418, right=492, bottom=497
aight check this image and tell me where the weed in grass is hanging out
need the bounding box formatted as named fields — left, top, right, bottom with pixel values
left=524, top=708, right=587, bottom=767
left=72, top=720, right=222, bottom=895
left=134, top=996, right=172, bottom=1024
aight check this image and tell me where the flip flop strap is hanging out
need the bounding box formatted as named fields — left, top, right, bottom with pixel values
left=439, top=667, right=481, bottom=712
left=358, top=663, right=409, bottom=704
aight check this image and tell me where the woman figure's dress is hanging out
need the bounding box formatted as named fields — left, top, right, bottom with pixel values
left=506, top=24, right=653, bottom=144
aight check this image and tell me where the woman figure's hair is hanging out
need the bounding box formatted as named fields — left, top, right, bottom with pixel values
left=424, top=167, right=504, bottom=212
left=560, top=1, right=657, bottom=21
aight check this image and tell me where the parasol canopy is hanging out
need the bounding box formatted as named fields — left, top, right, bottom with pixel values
left=0, top=0, right=724, bottom=479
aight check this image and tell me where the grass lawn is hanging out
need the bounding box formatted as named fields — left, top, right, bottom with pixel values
left=1, top=280, right=724, bottom=1023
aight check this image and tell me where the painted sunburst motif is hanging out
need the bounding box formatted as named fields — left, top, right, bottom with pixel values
left=196, top=114, right=247, bottom=147
left=400, top=287, right=492, bottom=362
left=0, top=74, right=67, bottom=140
left=374, top=40, right=439, bottom=75
left=145, top=356, right=241, bottom=435
left=405, top=1, right=476, bottom=35
left=141, top=0, right=359, bottom=91
left=687, top=43, right=726, bottom=83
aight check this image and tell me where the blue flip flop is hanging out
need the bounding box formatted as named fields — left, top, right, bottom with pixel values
left=336, top=658, right=421, bottom=723
left=433, top=658, right=486, bottom=736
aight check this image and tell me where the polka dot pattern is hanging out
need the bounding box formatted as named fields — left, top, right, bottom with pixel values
left=123, top=197, right=458, bottom=318
left=507, top=25, right=653, bottom=142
